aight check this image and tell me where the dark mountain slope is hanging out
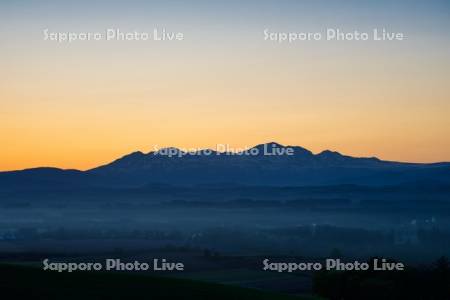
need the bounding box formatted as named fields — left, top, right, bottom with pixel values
left=1, top=142, right=450, bottom=189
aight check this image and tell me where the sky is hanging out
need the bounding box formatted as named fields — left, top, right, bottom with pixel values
left=1, top=0, right=450, bottom=171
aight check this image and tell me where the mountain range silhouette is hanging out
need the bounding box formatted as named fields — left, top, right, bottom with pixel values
left=1, top=142, right=450, bottom=189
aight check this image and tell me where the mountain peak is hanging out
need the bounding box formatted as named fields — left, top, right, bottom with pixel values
left=251, top=142, right=285, bottom=150
left=317, top=150, right=344, bottom=158
left=248, top=142, right=314, bottom=157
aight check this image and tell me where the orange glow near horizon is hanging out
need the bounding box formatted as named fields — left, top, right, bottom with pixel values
left=1, top=42, right=450, bottom=170
left=1, top=2, right=450, bottom=171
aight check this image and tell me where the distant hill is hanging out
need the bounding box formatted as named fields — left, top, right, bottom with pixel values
left=1, top=142, right=450, bottom=190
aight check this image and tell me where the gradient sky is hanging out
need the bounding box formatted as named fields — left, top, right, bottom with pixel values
left=1, top=0, right=450, bottom=170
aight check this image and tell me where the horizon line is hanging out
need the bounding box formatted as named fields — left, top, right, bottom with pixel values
left=2, top=141, right=450, bottom=173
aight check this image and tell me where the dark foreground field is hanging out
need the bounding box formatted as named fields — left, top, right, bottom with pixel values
left=0, top=264, right=319, bottom=300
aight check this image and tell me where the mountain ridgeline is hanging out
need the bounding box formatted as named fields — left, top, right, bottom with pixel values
left=1, top=142, right=450, bottom=189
